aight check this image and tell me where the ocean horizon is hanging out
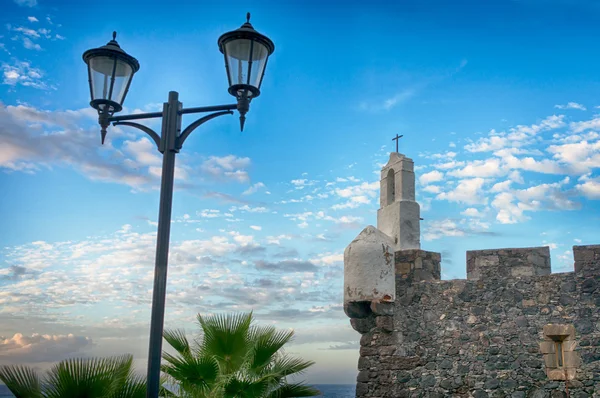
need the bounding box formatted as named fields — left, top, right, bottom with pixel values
left=0, top=383, right=355, bottom=397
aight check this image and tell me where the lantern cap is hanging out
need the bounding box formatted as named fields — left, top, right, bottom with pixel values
left=218, top=13, right=275, bottom=56
left=82, top=31, right=140, bottom=73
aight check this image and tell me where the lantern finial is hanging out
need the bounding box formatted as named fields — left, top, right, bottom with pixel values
left=112, top=31, right=117, bottom=41
left=246, top=12, right=250, bottom=23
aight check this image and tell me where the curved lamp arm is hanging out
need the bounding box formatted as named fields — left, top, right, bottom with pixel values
left=176, top=110, right=233, bottom=150
left=112, top=121, right=161, bottom=149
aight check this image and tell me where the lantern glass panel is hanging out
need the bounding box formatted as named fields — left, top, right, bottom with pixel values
left=89, top=55, right=133, bottom=109
left=225, top=38, right=269, bottom=96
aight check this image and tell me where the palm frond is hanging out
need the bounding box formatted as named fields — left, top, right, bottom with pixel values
left=163, top=329, right=192, bottom=358
left=266, top=382, right=321, bottom=398
left=0, top=365, right=43, bottom=398
left=248, top=327, right=295, bottom=374
left=197, top=313, right=253, bottom=375
left=160, top=354, right=218, bottom=394
left=44, top=355, right=134, bottom=398
left=222, top=377, right=268, bottom=398
left=268, top=356, right=315, bottom=378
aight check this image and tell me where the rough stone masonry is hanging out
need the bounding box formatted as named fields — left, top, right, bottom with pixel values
left=343, top=152, right=600, bottom=397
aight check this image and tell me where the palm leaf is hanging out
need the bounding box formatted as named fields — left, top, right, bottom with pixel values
left=266, top=382, right=321, bottom=398
left=111, top=371, right=146, bottom=398
left=197, top=313, right=253, bottom=375
left=0, top=365, right=43, bottom=398
left=222, top=377, right=268, bottom=398
left=163, top=329, right=192, bottom=358
left=161, top=354, right=218, bottom=394
left=267, top=356, right=315, bottom=378
left=248, top=327, right=295, bottom=374
left=44, top=355, right=133, bottom=398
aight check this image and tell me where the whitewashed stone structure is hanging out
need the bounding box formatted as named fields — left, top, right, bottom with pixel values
left=343, top=152, right=421, bottom=307
left=377, top=152, right=420, bottom=250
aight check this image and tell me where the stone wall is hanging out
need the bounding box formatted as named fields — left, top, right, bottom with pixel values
left=349, top=245, right=600, bottom=397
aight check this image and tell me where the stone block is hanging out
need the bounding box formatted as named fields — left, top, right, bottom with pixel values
left=376, top=315, right=394, bottom=332
left=539, top=341, right=555, bottom=354
left=543, top=324, right=575, bottom=339
left=394, top=249, right=441, bottom=281
left=351, top=317, right=375, bottom=334
left=563, top=351, right=581, bottom=367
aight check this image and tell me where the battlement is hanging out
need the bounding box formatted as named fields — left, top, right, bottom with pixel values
left=343, top=151, right=600, bottom=396
left=467, top=246, right=551, bottom=280
left=344, top=242, right=600, bottom=397
left=393, top=244, right=600, bottom=284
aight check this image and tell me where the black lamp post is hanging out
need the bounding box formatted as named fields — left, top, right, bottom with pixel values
left=82, top=14, right=274, bottom=398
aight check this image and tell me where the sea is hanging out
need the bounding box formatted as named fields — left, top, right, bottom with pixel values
left=0, top=384, right=355, bottom=397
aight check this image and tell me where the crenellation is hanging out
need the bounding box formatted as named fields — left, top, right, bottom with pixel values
left=573, top=244, right=600, bottom=274
left=466, top=246, right=551, bottom=281
left=344, top=151, right=600, bottom=397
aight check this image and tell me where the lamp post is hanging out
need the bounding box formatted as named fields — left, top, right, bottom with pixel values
left=82, top=14, right=274, bottom=398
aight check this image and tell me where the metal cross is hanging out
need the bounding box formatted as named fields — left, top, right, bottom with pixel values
left=392, top=133, right=404, bottom=152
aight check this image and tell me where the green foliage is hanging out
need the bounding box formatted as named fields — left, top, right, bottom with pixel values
left=0, top=354, right=147, bottom=398
left=162, top=312, right=320, bottom=398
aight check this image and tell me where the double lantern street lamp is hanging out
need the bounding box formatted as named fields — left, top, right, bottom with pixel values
left=82, top=14, right=274, bottom=398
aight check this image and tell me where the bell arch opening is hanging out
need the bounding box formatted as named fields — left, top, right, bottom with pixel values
left=386, top=168, right=395, bottom=205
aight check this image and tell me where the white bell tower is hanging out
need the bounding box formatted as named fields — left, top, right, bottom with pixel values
left=377, top=152, right=421, bottom=250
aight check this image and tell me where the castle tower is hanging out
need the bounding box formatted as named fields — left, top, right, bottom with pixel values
left=376, top=152, right=420, bottom=250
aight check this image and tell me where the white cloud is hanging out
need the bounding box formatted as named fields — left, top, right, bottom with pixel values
left=433, top=160, right=465, bottom=170
left=334, top=181, right=378, bottom=199
left=423, top=219, right=465, bottom=241
left=250, top=225, right=262, bottom=231
left=229, top=205, right=269, bottom=213
left=197, top=209, right=222, bottom=218
left=2, top=61, right=49, bottom=89
left=554, top=102, right=586, bottom=111
left=359, top=88, right=416, bottom=112
left=331, top=195, right=371, bottom=210
left=27, top=16, right=38, bottom=22
left=436, top=178, right=487, bottom=205
left=491, top=178, right=578, bottom=224
left=547, top=140, right=600, bottom=174
left=242, top=182, right=266, bottom=195
left=311, top=252, right=343, bottom=266
left=570, top=117, right=600, bottom=133
left=265, top=235, right=292, bottom=245
left=13, top=26, right=40, bottom=37
left=200, top=155, right=251, bottom=183
left=421, top=185, right=441, bottom=194
left=576, top=178, right=600, bottom=199
left=14, top=0, right=37, bottom=6
left=23, top=37, right=42, bottom=51
left=419, top=170, right=444, bottom=185
left=465, top=115, right=565, bottom=153
left=0, top=333, right=92, bottom=363
left=447, top=158, right=505, bottom=178
left=461, top=208, right=482, bottom=217
left=490, top=180, right=511, bottom=193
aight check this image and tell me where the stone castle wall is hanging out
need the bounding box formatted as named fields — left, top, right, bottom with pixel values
left=347, top=245, right=600, bottom=398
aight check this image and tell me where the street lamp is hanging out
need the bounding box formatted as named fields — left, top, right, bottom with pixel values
left=82, top=14, right=274, bottom=398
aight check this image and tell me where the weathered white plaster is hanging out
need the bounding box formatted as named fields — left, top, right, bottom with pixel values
left=344, top=225, right=396, bottom=304
left=377, top=153, right=421, bottom=250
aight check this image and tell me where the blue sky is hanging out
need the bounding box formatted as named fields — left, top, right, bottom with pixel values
left=1, top=0, right=600, bottom=385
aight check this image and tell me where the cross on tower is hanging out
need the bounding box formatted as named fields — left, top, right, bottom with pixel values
left=392, top=134, right=404, bottom=153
